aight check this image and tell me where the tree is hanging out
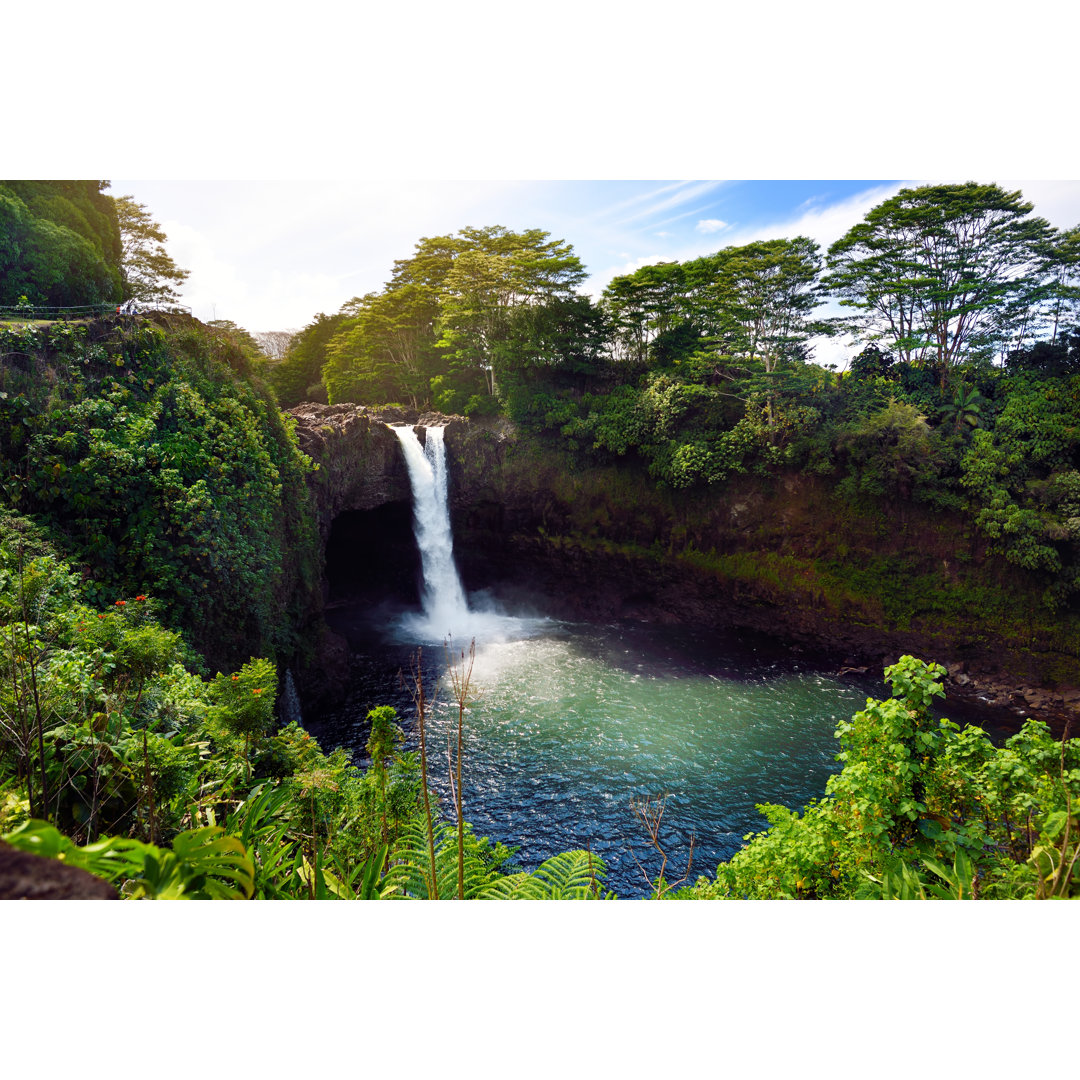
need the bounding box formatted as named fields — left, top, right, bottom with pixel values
left=318, top=236, right=461, bottom=409
left=253, top=330, right=297, bottom=362
left=437, top=226, right=587, bottom=397
left=494, top=295, right=608, bottom=381
left=600, top=261, right=691, bottom=369
left=824, top=183, right=1057, bottom=386
left=0, top=181, right=122, bottom=306
left=323, top=284, right=443, bottom=408
left=686, top=237, right=827, bottom=430
left=935, top=384, right=986, bottom=435
left=1044, top=226, right=1080, bottom=345
left=113, top=195, right=190, bottom=305
left=269, top=310, right=350, bottom=407
left=704, top=237, right=825, bottom=373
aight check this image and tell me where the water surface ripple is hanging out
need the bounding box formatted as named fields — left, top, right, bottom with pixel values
left=315, top=611, right=875, bottom=898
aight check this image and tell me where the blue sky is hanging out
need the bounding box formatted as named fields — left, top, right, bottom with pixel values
left=110, top=178, right=1080, bottom=369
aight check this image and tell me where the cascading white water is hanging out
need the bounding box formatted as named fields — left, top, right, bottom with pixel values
left=389, top=422, right=546, bottom=644
left=279, top=668, right=302, bottom=727
left=390, top=424, right=471, bottom=638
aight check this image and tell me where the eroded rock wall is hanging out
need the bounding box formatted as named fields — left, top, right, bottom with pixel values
left=286, top=406, right=1080, bottom=729
left=288, top=403, right=414, bottom=537
left=442, top=418, right=1080, bottom=731
left=285, top=404, right=413, bottom=706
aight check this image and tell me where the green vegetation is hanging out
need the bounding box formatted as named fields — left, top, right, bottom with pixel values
left=280, top=185, right=1080, bottom=623
left=682, top=656, right=1080, bottom=900
left=0, top=315, right=316, bottom=665
left=274, top=225, right=590, bottom=415
left=0, top=530, right=610, bottom=898
left=3, top=179, right=1080, bottom=899
left=3, top=548, right=1074, bottom=899
left=0, top=181, right=123, bottom=308
left=114, top=195, right=190, bottom=306
left=1, top=181, right=189, bottom=316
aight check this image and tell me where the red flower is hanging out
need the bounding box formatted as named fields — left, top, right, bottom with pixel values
left=135, top=594, right=146, bottom=601
left=231, top=675, right=239, bottom=681
left=253, top=688, right=262, bottom=695
left=98, top=614, right=106, bottom=620
left=115, top=600, right=126, bottom=607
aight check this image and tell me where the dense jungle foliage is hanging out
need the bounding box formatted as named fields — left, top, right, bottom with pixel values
left=0, top=180, right=191, bottom=312
left=0, top=181, right=123, bottom=308
left=0, top=315, right=317, bottom=665
left=2, top=179, right=1078, bottom=898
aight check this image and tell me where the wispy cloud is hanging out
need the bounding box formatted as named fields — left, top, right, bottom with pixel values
left=719, top=183, right=905, bottom=251
left=594, top=180, right=701, bottom=219
left=579, top=183, right=908, bottom=311
left=612, top=180, right=729, bottom=226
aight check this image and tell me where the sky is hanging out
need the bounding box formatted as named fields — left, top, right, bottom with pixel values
left=110, top=177, right=1080, bottom=368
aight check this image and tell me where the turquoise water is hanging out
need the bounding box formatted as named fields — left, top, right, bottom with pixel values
left=315, top=610, right=877, bottom=897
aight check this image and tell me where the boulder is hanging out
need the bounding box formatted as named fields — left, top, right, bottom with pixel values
left=0, top=841, right=117, bottom=900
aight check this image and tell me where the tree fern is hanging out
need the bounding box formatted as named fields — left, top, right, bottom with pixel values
left=478, top=849, right=614, bottom=899
left=382, top=819, right=496, bottom=899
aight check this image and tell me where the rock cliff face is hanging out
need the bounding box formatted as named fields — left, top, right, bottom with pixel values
left=288, top=403, right=414, bottom=536
left=286, top=403, right=415, bottom=706
left=440, top=418, right=1080, bottom=733
left=287, top=406, right=1080, bottom=731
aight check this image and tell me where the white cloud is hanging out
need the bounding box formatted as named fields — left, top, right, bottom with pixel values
left=722, top=183, right=906, bottom=252
left=998, top=180, right=1080, bottom=230
left=123, top=179, right=551, bottom=330
left=696, top=218, right=728, bottom=234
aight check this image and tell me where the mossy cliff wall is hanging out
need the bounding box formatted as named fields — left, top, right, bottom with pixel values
left=285, top=407, right=1080, bottom=725
left=442, top=419, right=1080, bottom=726
left=286, top=403, right=414, bottom=704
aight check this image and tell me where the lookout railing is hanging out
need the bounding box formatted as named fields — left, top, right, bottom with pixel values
left=0, top=301, right=192, bottom=320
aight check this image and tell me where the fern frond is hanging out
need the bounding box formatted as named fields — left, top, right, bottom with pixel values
left=475, top=871, right=536, bottom=899
left=477, top=849, right=614, bottom=899
left=527, top=849, right=614, bottom=899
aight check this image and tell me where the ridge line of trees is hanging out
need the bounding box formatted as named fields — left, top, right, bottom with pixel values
left=269, top=182, right=1080, bottom=417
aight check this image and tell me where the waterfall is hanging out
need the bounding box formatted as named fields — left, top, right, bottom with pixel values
left=279, top=668, right=302, bottom=728
left=390, top=423, right=471, bottom=639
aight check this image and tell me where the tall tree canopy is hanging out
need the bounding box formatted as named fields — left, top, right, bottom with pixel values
left=323, top=284, right=442, bottom=408
left=600, top=261, right=692, bottom=369
left=319, top=226, right=587, bottom=411
left=702, top=236, right=826, bottom=373
left=271, top=310, right=352, bottom=407
left=0, top=180, right=122, bottom=306
left=599, top=237, right=826, bottom=382
left=436, top=226, right=587, bottom=397
left=823, top=183, right=1061, bottom=384
left=113, top=195, right=190, bottom=305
